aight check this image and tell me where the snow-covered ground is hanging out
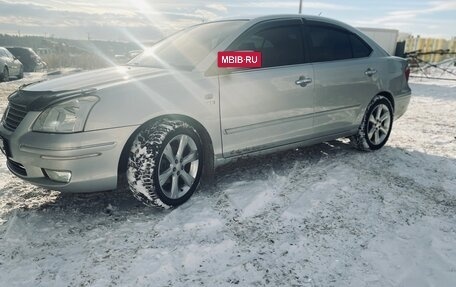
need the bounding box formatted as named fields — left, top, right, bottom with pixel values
left=0, top=73, right=455, bottom=287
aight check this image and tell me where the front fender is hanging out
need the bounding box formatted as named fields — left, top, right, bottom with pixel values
left=85, top=70, right=222, bottom=156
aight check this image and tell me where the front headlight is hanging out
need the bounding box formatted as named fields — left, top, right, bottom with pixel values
left=33, top=96, right=98, bottom=133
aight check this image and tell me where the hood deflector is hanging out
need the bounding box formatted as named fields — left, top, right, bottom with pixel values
left=8, top=88, right=97, bottom=111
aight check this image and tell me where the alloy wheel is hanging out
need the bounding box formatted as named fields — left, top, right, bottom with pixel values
left=367, top=104, right=391, bottom=145
left=158, top=134, right=199, bottom=199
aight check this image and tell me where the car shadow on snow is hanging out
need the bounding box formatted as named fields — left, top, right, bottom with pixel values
left=214, top=139, right=355, bottom=186
left=1, top=138, right=455, bottom=226
left=0, top=140, right=354, bottom=222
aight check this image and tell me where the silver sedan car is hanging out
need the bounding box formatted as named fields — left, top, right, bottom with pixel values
left=0, top=47, right=24, bottom=82
left=0, top=15, right=411, bottom=208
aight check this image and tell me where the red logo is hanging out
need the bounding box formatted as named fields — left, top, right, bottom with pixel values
left=218, top=51, right=262, bottom=68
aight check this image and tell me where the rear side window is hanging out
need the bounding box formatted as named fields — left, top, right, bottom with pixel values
left=350, top=34, right=372, bottom=58
left=309, top=25, right=351, bottom=62
left=308, top=24, right=372, bottom=62
left=232, top=24, right=305, bottom=68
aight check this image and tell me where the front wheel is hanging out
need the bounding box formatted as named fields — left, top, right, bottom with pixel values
left=350, top=95, right=394, bottom=151
left=127, top=119, right=204, bottom=208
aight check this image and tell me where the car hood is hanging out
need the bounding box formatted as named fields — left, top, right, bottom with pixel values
left=11, top=66, right=172, bottom=111
left=24, top=66, right=169, bottom=92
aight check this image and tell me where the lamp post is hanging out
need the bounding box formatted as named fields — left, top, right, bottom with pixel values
left=299, top=0, right=303, bottom=14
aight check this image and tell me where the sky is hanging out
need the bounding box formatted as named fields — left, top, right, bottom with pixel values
left=0, top=0, right=455, bottom=41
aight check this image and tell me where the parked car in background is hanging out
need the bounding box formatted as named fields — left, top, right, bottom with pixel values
left=0, top=47, right=23, bottom=82
left=0, top=15, right=411, bottom=209
left=6, top=47, right=47, bottom=72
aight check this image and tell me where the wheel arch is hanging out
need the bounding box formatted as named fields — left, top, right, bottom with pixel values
left=376, top=91, right=395, bottom=111
left=117, top=114, right=215, bottom=188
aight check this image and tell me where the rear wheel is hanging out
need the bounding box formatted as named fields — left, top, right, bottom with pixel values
left=351, top=95, right=393, bottom=151
left=1, top=67, right=9, bottom=82
left=127, top=119, right=203, bottom=208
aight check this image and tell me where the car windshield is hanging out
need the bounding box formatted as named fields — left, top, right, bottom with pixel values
left=127, top=20, right=247, bottom=70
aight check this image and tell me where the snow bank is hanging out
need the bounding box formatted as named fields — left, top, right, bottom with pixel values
left=0, top=73, right=455, bottom=286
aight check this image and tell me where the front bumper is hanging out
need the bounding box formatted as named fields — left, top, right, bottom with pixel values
left=0, top=111, right=138, bottom=193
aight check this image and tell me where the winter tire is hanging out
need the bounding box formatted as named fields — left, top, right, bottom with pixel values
left=351, top=95, right=393, bottom=151
left=127, top=119, right=204, bottom=208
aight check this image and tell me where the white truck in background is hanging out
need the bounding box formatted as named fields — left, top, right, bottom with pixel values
left=358, top=27, right=399, bottom=56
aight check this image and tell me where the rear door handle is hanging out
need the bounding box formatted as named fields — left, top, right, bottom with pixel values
left=365, top=68, right=377, bottom=76
left=295, top=76, right=312, bottom=87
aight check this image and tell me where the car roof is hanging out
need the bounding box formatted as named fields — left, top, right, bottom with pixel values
left=209, top=14, right=388, bottom=56
left=216, top=14, right=347, bottom=25
left=208, top=14, right=364, bottom=38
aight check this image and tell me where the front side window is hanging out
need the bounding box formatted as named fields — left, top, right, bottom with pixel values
left=231, top=23, right=305, bottom=68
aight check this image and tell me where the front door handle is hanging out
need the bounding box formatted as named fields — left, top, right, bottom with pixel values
left=365, top=68, right=377, bottom=76
left=295, top=76, right=312, bottom=87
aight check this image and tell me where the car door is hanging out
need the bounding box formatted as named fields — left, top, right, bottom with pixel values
left=306, top=21, right=381, bottom=137
left=219, top=18, right=315, bottom=157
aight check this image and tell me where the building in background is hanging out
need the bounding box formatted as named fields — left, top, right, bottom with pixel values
left=358, top=27, right=399, bottom=56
